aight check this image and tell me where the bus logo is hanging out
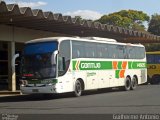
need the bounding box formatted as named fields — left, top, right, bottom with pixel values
left=81, top=63, right=101, bottom=69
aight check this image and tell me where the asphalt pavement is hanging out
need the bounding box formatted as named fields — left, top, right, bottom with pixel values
left=0, top=85, right=160, bottom=119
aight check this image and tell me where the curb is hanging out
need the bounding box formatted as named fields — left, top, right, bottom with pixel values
left=0, top=91, right=21, bottom=96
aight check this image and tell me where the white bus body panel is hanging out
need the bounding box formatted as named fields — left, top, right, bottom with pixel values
left=21, top=37, right=147, bottom=94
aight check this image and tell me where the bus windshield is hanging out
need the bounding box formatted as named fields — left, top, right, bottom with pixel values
left=22, top=41, right=58, bottom=79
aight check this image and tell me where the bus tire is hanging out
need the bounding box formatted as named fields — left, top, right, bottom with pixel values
left=123, top=76, right=131, bottom=91
left=152, top=75, right=160, bottom=84
left=130, top=76, right=137, bottom=90
left=74, top=80, right=82, bottom=97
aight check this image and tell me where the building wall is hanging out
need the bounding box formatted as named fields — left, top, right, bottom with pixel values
left=0, top=25, right=66, bottom=91
left=0, top=24, right=59, bottom=42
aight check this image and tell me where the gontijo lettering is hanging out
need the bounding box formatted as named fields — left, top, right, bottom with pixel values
left=81, top=62, right=101, bottom=69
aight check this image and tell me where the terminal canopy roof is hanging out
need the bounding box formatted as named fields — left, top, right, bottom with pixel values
left=0, top=1, right=160, bottom=43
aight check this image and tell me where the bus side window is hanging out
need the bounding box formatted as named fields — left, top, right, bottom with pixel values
left=113, top=54, right=116, bottom=58
left=72, top=41, right=85, bottom=58
left=117, top=45, right=125, bottom=59
left=108, top=44, right=118, bottom=59
left=155, top=55, right=160, bottom=63
left=127, top=46, right=135, bottom=59
left=58, top=56, right=66, bottom=73
left=85, top=42, right=98, bottom=58
left=58, top=40, right=71, bottom=76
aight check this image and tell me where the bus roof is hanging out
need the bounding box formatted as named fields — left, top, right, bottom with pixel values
left=146, top=51, right=160, bottom=54
left=26, top=36, right=144, bottom=47
left=81, top=37, right=117, bottom=42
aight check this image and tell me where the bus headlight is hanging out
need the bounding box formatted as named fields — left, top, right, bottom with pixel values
left=20, top=80, right=28, bottom=86
left=48, top=83, right=53, bottom=86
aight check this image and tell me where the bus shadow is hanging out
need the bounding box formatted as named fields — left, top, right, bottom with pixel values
left=0, top=87, right=127, bottom=103
left=0, top=93, right=74, bottom=103
left=83, top=87, right=125, bottom=96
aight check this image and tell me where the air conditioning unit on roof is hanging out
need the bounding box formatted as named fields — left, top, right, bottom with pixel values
left=82, top=37, right=117, bottom=42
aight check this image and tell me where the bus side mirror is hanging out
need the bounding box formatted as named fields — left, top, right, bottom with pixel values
left=12, top=53, right=19, bottom=70
left=51, top=50, right=59, bottom=65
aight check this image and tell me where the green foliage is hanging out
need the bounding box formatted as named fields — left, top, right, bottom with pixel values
left=145, top=43, right=160, bottom=52
left=147, top=14, right=160, bottom=51
left=96, top=10, right=149, bottom=31
left=75, top=16, right=83, bottom=20
left=148, top=14, right=160, bottom=35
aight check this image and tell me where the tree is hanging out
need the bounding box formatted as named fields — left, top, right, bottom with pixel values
left=145, top=14, right=160, bottom=51
left=96, top=10, right=150, bottom=31
left=144, top=43, right=160, bottom=52
left=148, top=14, right=160, bottom=36
left=74, top=16, right=83, bottom=20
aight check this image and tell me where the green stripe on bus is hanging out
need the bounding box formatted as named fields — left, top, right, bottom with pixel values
left=118, top=61, right=122, bottom=69
left=115, top=70, right=120, bottom=78
left=73, top=61, right=112, bottom=70
left=128, top=62, right=146, bottom=69
left=72, top=61, right=77, bottom=70
left=128, top=62, right=132, bottom=69
left=72, top=61, right=146, bottom=70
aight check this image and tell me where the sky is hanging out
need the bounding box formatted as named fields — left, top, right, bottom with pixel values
left=4, top=0, right=160, bottom=20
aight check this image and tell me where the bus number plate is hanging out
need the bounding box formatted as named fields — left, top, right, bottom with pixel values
left=32, top=89, right=39, bottom=92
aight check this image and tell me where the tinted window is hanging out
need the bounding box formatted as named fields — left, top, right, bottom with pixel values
left=24, top=42, right=58, bottom=55
left=97, top=44, right=109, bottom=58
left=127, top=46, right=136, bottom=59
left=137, top=47, right=145, bottom=59
left=147, top=54, right=160, bottom=64
left=127, top=46, right=145, bottom=59
left=147, top=54, right=154, bottom=63
left=108, top=44, right=118, bottom=59
left=85, top=42, right=98, bottom=58
left=72, top=41, right=104, bottom=58
left=154, top=55, right=160, bottom=63
left=59, top=40, right=71, bottom=76
left=72, top=41, right=85, bottom=58
left=72, top=40, right=145, bottom=59
left=117, top=45, right=125, bottom=59
left=59, top=40, right=71, bottom=62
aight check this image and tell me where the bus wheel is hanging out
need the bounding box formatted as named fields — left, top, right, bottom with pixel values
left=74, top=80, right=82, bottom=97
left=130, top=76, right=137, bottom=90
left=152, top=75, right=160, bottom=84
left=123, top=77, right=131, bottom=91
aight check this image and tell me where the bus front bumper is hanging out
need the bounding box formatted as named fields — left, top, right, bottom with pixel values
left=20, top=84, right=57, bottom=94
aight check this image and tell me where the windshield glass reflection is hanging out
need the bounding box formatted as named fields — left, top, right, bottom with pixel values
left=22, top=41, right=58, bottom=79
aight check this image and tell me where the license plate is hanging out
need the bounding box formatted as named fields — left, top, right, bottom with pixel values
left=32, top=89, right=39, bottom=92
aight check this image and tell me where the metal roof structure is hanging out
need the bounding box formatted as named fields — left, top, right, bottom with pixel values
left=0, top=1, right=160, bottom=43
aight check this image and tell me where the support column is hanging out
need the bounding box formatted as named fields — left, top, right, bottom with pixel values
left=8, top=41, right=16, bottom=91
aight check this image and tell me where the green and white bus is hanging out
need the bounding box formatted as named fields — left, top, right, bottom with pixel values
left=20, top=37, right=147, bottom=96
